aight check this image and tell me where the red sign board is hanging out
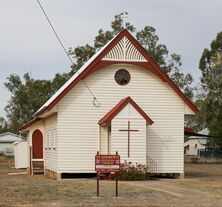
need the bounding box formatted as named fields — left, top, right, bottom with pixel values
left=95, top=154, right=120, bottom=173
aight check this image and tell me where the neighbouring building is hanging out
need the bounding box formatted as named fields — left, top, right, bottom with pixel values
left=184, top=128, right=209, bottom=156
left=0, top=132, right=22, bottom=156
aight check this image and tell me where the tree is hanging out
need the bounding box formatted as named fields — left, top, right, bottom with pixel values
left=4, top=73, right=53, bottom=133
left=198, top=32, right=222, bottom=149
left=205, top=53, right=222, bottom=137
left=185, top=97, right=208, bottom=131
left=136, top=27, right=194, bottom=98
left=68, top=14, right=136, bottom=70
left=199, top=32, right=222, bottom=87
left=69, top=13, right=194, bottom=98
left=4, top=12, right=195, bottom=133
left=0, top=117, right=8, bottom=134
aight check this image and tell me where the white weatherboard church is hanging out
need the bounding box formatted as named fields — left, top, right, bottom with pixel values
left=21, top=29, right=198, bottom=179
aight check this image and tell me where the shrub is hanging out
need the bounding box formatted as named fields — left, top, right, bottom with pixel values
left=118, top=161, right=150, bottom=181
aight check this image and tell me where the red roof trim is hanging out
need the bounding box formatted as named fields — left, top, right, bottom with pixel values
left=20, top=118, right=42, bottom=131
left=124, top=31, right=198, bottom=113
left=45, top=29, right=197, bottom=114
left=23, top=29, right=198, bottom=129
left=99, top=97, right=154, bottom=125
left=184, top=127, right=195, bottom=133
left=46, top=31, right=128, bottom=112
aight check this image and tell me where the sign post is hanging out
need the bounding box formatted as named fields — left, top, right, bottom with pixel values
left=95, top=151, right=120, bottom=197
left=116, top=172, right=118, bottom=197
left=97, top=172, right=100, bottom=197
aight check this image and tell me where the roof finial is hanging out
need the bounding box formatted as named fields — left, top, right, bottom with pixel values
left=120, top=12, right=128, bottom=29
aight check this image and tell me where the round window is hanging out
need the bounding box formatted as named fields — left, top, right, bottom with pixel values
left=114, top=69, right=131, bottom=86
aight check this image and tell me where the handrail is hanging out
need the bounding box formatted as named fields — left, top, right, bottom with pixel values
left=146, top=155, right=157, bottom=174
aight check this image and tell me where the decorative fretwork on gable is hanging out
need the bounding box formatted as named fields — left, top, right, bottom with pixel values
left=102, top=36, right=147, bottom=62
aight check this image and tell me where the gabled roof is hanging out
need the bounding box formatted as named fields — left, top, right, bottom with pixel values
left=20, top=118, right=42, bottom=131
left=21, top=29, right=198, bottom=131
left=99, top=97, right=154, bottom=125
left=0, top=132, right=21, bottom=138
left=184, top=127, right=215, bottom=138
left=0, top=132, right=23, bottom=143
left=13, top=140, right=27, bottom=145
left=198, top=128, right=209, bottom=136
left=33, top=36, right=116, bottom=117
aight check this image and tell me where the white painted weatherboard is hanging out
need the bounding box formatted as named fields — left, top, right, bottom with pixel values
left=44, top=114, right=57, bottom=172
left=27, top=121, right=44, bottom=170
left=111, top=118, right=146, bottom=164
left=100, top=125, right=108, bottom=154
left=27, top=115, right=57, bottom=172
left=57, top=64, right=185, bottom=174
left=110, top=102, right=147, bottom=164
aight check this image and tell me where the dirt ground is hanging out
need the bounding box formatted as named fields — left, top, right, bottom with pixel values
left=0, top=157, right=222, bottom=207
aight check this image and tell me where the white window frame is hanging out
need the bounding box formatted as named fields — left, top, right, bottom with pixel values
left=45, top=127, right=56, bottom=150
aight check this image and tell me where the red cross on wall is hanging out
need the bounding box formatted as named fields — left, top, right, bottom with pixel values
left=119, top=121, right=139, bottom=157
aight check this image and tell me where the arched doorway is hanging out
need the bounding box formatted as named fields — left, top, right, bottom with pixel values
left=32, top=129, right=43, bottom=159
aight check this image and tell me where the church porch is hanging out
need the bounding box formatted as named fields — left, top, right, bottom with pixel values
left=98, top=96, right=155, bottom=172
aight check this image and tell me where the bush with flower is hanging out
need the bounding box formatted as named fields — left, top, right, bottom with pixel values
left=118, top=160, right=150, bottom=180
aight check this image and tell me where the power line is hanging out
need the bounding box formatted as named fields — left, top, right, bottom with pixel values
left=36, top=0, right=97, bottom=101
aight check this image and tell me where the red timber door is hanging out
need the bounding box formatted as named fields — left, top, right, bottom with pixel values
left=32, top=129, right=43, bottom=159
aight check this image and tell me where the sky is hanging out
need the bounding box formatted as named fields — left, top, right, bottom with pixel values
left=0, top=0, right=221, bottom=118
